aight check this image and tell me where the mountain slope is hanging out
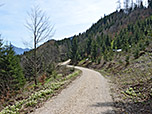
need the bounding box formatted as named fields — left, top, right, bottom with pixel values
left=25, top=8, right=152, bottom=64
left=21, top=5, right=152, bottom=114
left=70, top=8, right=152, bottom=62
left=12, top=45, right=30, bottom=55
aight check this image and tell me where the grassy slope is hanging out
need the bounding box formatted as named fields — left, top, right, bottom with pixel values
left=101, top=52, right=152, bottom=113
left=20, top=7, right=152, bottom=114
left=72, top=7, right=152, bottom=113
left=0, top=67, right=81, bottom=114
left=78, top=41, right=152, bottom=113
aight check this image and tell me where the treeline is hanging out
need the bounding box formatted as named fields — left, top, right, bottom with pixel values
left=0, top=39, right=25, bottom=97
left=113, top=17, right=152, bottom=51
left=70, top=16, right=152, bottom=63
left=0, top=39, right=58, bottom=98
left=69, top=0, right=152, bottom=63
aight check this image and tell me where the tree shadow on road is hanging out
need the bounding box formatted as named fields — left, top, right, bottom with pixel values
left=91, top=102, right=114, bottom=107
left=90, top=98, right=152, bottom=114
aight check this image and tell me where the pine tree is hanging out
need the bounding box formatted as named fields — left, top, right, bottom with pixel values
left=0, top=39, right=4, bottom=65
left=0, top=44, right=25, bottom=94
left=148, top=0, right=152, bottom=8
left=0, top=39, right=5, bottom=94
left=105, top=35, right=111, bottom=48
left=139, top=1, right=144, bottom=8
left=70, top=37, right=78, bottom=63
left=86, top=36, right=92, bottom=56
left=91, top=40, right=98, bottom=61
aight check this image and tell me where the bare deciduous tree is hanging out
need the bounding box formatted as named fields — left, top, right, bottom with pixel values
left=131, top=0, right=134, bottom=9
left=26, top=6, right=54, bottom=85
left=117, top=0, right=121, bottom=10
left=124, top=0, right=130, bottom=10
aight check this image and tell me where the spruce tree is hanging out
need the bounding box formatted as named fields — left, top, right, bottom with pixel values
left=0, top=39, right=5, bottom=94
left=91, top=40, right=98, bottom=61
left=148, top=0, right=152, bottom=8
left=0, top=44, right=25, bottom=94
left=86, top=36, right=92, bottom=56
left=70, top=37, right=78, bottom=63
left=0, top=39, right=4, bottom=65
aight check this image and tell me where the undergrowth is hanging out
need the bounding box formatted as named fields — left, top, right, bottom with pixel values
left=0, top=70, right=81, bottom=114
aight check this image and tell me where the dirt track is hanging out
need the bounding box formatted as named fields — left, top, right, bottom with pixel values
left=32, top=66, right=114, bottom=114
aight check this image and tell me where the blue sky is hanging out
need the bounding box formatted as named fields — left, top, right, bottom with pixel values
left=0, top=0, right=148, bottom=48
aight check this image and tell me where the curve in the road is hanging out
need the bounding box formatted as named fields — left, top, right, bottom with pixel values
left=32, top=66, right=114, bottom=114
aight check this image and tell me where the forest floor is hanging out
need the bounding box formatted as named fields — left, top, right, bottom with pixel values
left=32, top=66, right=114, bottom=114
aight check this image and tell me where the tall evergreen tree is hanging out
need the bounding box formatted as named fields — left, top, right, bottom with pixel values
left=0, top=39, right=6, bottom=94
left=139, top=1, right=144, bottom=8
left=70, top=37, right=78, bottom=63
left=0, top=39, right=4, bottom=65
left=86, top=36, right=92, bottom=56
left=91, top=40, right=98, bottom=61
left=148, top=0, right=152, bottom=8
left=0, top=44, right=25, bottom=95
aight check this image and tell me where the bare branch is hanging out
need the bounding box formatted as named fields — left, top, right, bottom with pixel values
left=22, top=40, right=33, bottom=49
left=25, top=6, right=54, bottom=85
left=26, top=6, right=54, bottom=45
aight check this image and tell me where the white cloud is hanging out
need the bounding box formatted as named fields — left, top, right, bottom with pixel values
left=35, top=0, right=117, bottom=39
left=0, top=0, right=119, bottom=48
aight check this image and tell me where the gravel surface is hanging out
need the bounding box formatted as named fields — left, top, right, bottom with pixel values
left=32, top=66, right=114, bottom=114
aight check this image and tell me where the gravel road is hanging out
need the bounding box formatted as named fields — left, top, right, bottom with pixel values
left=32, top=66, right=114, bottom=114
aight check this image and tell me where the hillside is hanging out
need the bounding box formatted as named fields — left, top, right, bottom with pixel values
left=69, top=6, right=152, bottom=114
left=23, top=8, right=152, bottom=64
left=12, top=45, right=30, bottom=55
left=2, top=1, right=152, bottom=114
left=19, top=4, right=152, bottom=113
left=26, top=7, right=152, bottom=64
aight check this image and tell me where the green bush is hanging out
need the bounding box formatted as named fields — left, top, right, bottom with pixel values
left=133, top=48, right=139, bottom=59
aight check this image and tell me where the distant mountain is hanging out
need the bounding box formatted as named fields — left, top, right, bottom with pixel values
left=12, top=45, right=30, bottom=55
